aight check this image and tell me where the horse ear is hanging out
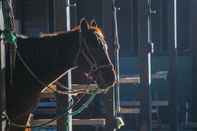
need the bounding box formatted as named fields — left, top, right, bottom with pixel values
left=90, top=19, right=97, bottom=27
left=80, top=18, right=89, bottom=33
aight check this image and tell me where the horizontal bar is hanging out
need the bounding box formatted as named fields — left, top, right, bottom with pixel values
left=120, top=100, right=168, bottom=107
left=32, top=118, right=106, bottom=127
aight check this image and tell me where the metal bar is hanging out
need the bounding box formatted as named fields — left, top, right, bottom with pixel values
left=168, top=0, right=178, bottom=130
left=32, top=119, right=106, bottom=127
left=112, top=0, right=120, bottom=116
left=120, top=100, right=168, bottom=107
left=66, top=0, right=72, bottom=131
left=56, top=0, right=72, bottom=131
left=55, top=0, right=71, bottom=131
left=0, top=0, right=6, bottom=130
left=137, top=0, right=153, bottom=130
left=56, top=0, right=73, bottom=131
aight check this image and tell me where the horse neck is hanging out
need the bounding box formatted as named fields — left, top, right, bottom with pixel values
left=16, top=31, right=79, bottom=88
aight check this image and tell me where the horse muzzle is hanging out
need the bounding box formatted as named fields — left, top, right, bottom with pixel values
left=93, top=65, right=116, bottom=90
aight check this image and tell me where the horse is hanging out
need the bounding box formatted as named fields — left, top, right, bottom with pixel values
left=5, top=18, right=116, bottom=131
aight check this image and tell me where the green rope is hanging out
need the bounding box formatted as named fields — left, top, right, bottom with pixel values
left=69, top=93, right=96, bottom=116
left=1, top=0, right=17, bottom=46
left=64, top=91, right=97, bottom=127
left=1, top=30, right=17, bottom=45
left=64, top=88, right=99, bottom=117
left=69, top=89, right=99, bottom=116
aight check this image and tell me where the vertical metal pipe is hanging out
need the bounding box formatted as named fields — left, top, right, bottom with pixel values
left=147, top=0, right=152, bottom=86
left=174, top=0, right=177, bottom=49
left=0, top=0, right=6, bottom=131
left=137, top=0, right=153, bottom=130
left=168, top=0, right=178, bottom=130
left=112, top=0, right=120, bottom=116
left=66, top=0, right=71, bottom=31
left=65, top=0, right=72, bottom=131
left=56, top=1, right=72, bottom=131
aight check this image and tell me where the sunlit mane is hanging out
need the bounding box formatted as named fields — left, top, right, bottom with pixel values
left=94, top=27, right=105, bottom=38
left=71, top=25, right=105, bottom=38
left=39, top=25, right=105, bottom=39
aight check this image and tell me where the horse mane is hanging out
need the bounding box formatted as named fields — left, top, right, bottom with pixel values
left=16, top=31, right=67, bottom=39
left=40, top=25, right=105, bottom=39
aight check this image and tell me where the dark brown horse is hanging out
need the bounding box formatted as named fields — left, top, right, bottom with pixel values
left=6, top=19, right=116, bottom=131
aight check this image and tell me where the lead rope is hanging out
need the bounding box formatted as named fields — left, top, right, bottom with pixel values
left=4, top=89, right=99, bottom=129
left=17, top=48, right=102, bottom=95
left=17, top=50, right=85, bottom=95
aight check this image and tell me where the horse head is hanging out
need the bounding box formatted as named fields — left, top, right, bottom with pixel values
left=74, top=18, right=116, bottom=91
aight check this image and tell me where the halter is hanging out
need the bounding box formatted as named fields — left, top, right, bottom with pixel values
left=74, top=31, right=114, bottom=76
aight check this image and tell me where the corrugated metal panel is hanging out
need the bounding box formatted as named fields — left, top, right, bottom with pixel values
left=77, top=0, right=103, bottom=25
left=54, top=0, right=66, bottom=31
left=22, top=0, right=49, bottom=36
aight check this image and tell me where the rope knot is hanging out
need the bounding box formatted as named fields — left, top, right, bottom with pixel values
left=0, top=29, right=17, bottom=46
left=3, top=29, right=17, bottom=46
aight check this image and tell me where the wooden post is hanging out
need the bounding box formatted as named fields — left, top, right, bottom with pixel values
left=167, top=0, right=179, bottom=131
left=137, top=0, right=153, bottom=130
left=0, top=0, right=6, bottom=130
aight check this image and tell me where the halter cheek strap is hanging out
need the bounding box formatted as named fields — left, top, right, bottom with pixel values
left=74, top=32, right=113, bottom=74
